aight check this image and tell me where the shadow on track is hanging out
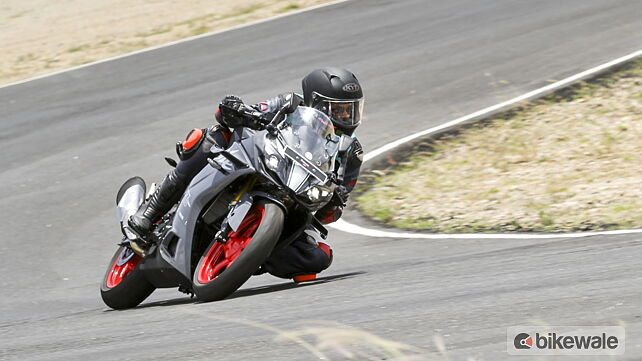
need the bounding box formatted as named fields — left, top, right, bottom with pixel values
left=125, top=271, right=366, bottom=310
left=225, top=271, right=366, bottom=300
left=135, top=296, right=197, bottom=309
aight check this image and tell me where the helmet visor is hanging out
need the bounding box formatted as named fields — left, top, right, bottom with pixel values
left=313, top=96, right=364, bottom=128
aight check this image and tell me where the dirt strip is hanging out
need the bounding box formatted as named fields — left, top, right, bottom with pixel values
left=0, top=0, right=333, bottom=86
left=356, top=59, right=642, bottom=233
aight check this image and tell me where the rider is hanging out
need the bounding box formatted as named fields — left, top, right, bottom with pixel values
left=127, top=67, right=364, bottom=280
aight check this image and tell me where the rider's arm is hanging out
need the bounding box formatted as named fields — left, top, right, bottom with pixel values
left=250, top=93, right=304, bottom=114
left=314, top=139, right=364, bottom=225
left=215, top=93, right=303, bottom=129
left=341, top=138, right=363, bottom=194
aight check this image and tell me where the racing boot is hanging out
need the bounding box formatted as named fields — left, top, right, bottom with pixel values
left=128, top=170, right=187, bottom=244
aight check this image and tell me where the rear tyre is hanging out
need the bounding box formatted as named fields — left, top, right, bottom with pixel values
left=100, top=246, right=155, bottom=309
left=193, top=199, right=284, bottom=302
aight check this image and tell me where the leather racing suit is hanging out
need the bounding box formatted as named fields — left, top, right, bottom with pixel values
left=168, top=93, right=363, bottom=278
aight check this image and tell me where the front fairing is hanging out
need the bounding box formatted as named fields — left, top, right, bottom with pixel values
left=261, top=107, right=339, bottom=210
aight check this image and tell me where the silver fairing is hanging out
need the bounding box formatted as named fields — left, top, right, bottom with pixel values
left=138, top=107, right=340, bottom=281
left=160, top=151, right=254, bottom=281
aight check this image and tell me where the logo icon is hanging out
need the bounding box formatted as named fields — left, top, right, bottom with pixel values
left=508, top=326, right=625, bottom=355
left=342, top=83, right=360, bottom=92
left=514, top=333, right=533, bottom=349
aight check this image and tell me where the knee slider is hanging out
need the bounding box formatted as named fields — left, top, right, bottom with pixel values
left=176, top=128, right=205, bottom=161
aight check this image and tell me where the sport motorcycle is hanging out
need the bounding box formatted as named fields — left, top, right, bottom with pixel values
left=101, top=102, right=350, bottom=309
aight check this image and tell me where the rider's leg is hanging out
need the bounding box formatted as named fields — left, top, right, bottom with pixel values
left=128, top=126, right=230, bottom=240
left=262, top=226, right=333, bottom=280
left=128, top=168, right=187, bottom=239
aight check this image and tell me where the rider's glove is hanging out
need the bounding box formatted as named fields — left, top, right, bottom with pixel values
left=331, top=185, right=349, bottom=207
left=219, top=95, right=245, bottom=116
left=219, top=95, right=251, bottom=128
left=219, top=95, right=268, bottom=130
left=221, top=95, right=244, bottom=109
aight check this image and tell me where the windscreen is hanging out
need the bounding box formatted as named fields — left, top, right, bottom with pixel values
left=266, top=107, right=340, bottom=193
left=280, top=107, right=339, bottom=163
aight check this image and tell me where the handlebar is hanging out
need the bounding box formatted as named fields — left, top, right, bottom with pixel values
left=220, top=95, right=300, bottom=135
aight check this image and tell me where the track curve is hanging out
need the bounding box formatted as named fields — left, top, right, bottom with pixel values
left=1, top=0, right=641, bottom=360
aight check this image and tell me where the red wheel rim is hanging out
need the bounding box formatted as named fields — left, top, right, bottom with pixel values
left=106, top=248, right=141, bottom=288
left=197, top=206, right=265, bottom=284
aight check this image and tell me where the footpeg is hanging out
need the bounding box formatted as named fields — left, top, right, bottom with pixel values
left=128, top=239, right=148, bottom=257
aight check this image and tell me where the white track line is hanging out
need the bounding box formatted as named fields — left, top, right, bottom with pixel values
left=364, top=49, right=642, bottom=162
left=332, top=48, right=642, bottom=239
left=0, top=0, right=350, bottom=90
left=332, top=219, right=642, bottom=239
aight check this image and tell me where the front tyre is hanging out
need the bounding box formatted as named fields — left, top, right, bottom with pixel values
left=100, top=246, right=155, bottom=309
left=193, top=199, right=284, bottom=302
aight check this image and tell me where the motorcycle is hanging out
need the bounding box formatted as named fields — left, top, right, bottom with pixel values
left=101, top=101, right=348, bottom=309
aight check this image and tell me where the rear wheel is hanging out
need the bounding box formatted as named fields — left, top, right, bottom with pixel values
left=193, top=199, right=284, bottom=302
left=100, top=246, right=155, bottom=309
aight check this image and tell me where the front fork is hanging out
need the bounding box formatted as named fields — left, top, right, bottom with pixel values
left=214, top=176, right=257, bottom=243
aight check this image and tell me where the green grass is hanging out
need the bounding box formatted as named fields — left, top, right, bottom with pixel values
left=612, top=203, right=639, bottom=212
left=10, top=10, right=31, bottom=19
left=137, top=26, right=173, bottom=37
left=191, top=25, right=211, bottom=36
left=66, top=45, right=88, bottom=53
left=232, top=4, right=265, bottom=16
left=278, top=3, right=301, bottom=12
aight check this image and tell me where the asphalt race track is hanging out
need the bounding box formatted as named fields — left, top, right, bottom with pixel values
left=1, top=0, right=641, bottom=360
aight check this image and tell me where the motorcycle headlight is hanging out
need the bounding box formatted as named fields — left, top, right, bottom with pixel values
left=306, top=185, right=332, bottom=203
left=266, top=154, right=280, bottom=171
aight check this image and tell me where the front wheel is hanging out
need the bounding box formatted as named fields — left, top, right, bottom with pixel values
left=192, top=199, right=284, bottom=302
left=100, top=246, right=155, bottom=309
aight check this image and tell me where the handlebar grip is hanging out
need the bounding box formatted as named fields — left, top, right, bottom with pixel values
left=221, top=103, right=266, bottom=121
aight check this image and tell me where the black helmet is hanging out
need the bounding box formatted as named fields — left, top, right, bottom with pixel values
left=302, top=67, right=364, bottom=134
